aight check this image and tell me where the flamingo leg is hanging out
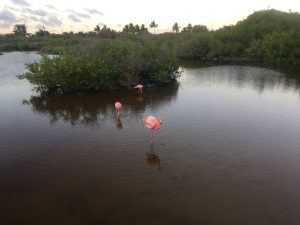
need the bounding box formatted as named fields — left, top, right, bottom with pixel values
left=150, top=130, right=154, bottom=143
left=116, top=109, right=120, bottom=119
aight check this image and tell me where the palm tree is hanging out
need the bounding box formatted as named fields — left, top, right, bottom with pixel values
left=123, top=25, right=129, bottom=32
left=128, top=23, right=135, bottom=33
left=149, top=21, right=158, bottom=34
left=94, top=25, right=100, bottom=32
left=140, top=24, right=148, bottom=33
left=172, top=22, right=179, bottom=33
left=134, top=24, right=140, bottom=33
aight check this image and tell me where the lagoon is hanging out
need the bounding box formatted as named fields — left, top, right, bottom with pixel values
left=1, top=52, right=300, bottom=225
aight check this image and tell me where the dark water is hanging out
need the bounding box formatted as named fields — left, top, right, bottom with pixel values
left=1, top=52, right=300, bottom=225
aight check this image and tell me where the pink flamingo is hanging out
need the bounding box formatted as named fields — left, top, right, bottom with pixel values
left=143, top=116, right=162, bottom=142
left=134, top=84, right=143, bottom=94
left=115, top=102, right=122, bottom=119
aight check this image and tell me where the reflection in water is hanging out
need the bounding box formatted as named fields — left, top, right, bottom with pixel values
left=0, top=52, right=41, bottom=86
left=136, top=96, right=144, bottom=102
left=22, top=64, right=300, bottom=127
left=22, top=84, right=179, bottom=125
left=116, top=119, right=123, bottom=129
left=181, top=63, right=300, bottom=95
left=146, top=143, right=163, bottom=172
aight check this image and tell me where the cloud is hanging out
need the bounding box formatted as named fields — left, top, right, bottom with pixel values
left=68, top=14, right=81, bottom=22
left=19, top=14, right=30, bottom=20
left=5, top=6, right=20, bottom=12
left=84, top=8, right=104, bottom=16
left=0, top=22, right=12, bottom=28
left=30, top=16, right=39, bottom=22
left=39, top=15, right=62, bottom=27
left=35, top=24, right=44, bottom=30
left=43, top=15, right=62, bottom=27
left=0, top=10, right=18, bottom=28
left=0, top=10, right=18, bottom=23
left=67, top=9, right=90, bottom=19
left=10, top=0, right=30, bottom=7
left=45, top=4, right=58, bottom=11
left=24, top=8, right=48, bottom=17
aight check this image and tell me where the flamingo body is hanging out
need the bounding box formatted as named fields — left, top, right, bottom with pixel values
left=134, top=84, right=143, bottom=93
left=115, top=102, right=122, bottom=110
left=115, top=102, right=122, bottom=119
left=143, top=116, right=161, bottom=130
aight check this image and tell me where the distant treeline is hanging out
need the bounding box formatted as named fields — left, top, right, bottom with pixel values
left=1, top=9, right=300, bottom=67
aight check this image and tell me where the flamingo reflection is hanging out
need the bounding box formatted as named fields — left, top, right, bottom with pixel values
left=116, top=119, right=123, bottom=129
left=146, top=143, right=163, bottom=171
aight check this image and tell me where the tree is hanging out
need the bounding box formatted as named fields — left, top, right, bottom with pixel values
left=35, top=29, right=50, bottom=37
left=181, top=23, right=193, bottom=32
left=123, top=25, right=129, bottom=32
left=13, top=24, right=27, bottom=36
left=149, top=21, right=158, bottom=34
left=128, top=23, right=135, bottom=32
left=102, top=25, right=108, bottom=31
left=140, top=24, right=148, bottom=33
left=96, top=25, right=117, bottom=39
left=172, top=22, right=180, bottom=33
left=122, top=23, right=148, bottom=34
left=192, top=25, right=209, bottom=33
left=134, top=24, right=140, bottom=33
left=94, top=25, right=100, bottom=32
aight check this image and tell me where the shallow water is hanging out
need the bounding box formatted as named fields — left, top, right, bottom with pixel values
left=1, top=52, right=300, bottom=225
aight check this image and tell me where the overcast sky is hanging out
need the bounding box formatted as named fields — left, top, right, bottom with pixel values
left=0, top=0, right=299, bottom=34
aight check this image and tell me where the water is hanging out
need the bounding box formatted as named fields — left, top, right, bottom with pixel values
left=1, top=52, right=300, bottom=225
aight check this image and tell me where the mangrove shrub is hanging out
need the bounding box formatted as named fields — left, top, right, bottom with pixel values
left=19, top=39, right=180, bottom=91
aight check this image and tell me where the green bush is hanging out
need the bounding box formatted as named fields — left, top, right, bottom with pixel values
left=246, top=30, right=300, bottom=65
left=19, top=38, right=180, bottom=91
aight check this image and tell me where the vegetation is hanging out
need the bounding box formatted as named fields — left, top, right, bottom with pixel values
left=181, top=24, right=209, bottom=33
left=1, top=9, right=300, bottom=90
left=149, top=21, right=158, bottom=34
left=18, top=38, right=180, bottom=91
left=13, top=24, right=27, bottom=37
left=172, top=23, right=180, bottom=33
left=122, top=23, right=148, bottom=34
left=174, top=9, right=300, bottom=66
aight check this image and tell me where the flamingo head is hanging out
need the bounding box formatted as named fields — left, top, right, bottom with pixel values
left=156, top=116, right=162, bottom=124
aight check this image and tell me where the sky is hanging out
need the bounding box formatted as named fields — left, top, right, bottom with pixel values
left=0, top=0, right=299, bottom=34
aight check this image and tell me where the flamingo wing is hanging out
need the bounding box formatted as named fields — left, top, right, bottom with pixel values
left=143, top=116, right=156, bottom=129
left=144, top=116, right=160, bottom=130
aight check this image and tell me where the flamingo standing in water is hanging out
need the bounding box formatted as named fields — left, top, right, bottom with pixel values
left=115, top=102, right=122, bottom=119
left=143, top=116, right=162, bottom=142
left=134, top=84, right=143, bottom=94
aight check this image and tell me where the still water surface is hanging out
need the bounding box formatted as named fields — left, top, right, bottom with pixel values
left=1, top=52, right=300, bottom=225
